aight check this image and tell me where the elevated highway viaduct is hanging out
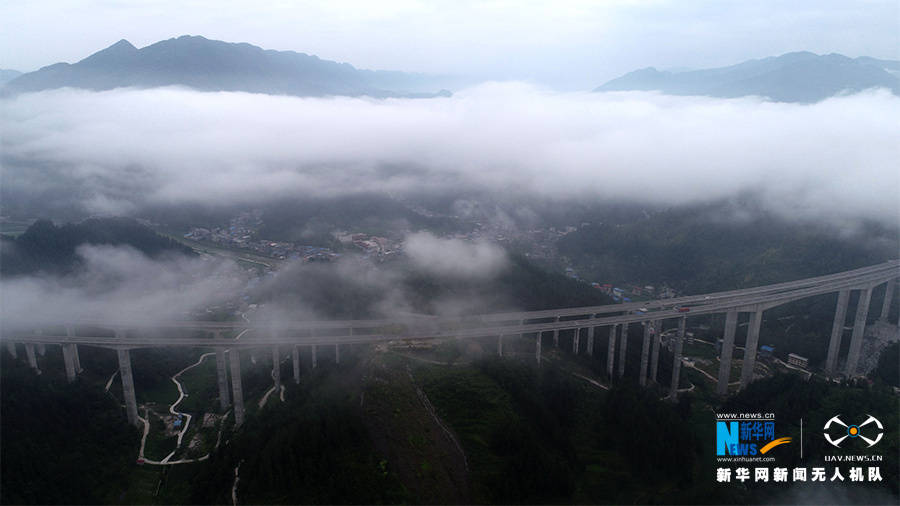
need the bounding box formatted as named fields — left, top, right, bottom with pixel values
left=3, top=260, right=897, bottom=427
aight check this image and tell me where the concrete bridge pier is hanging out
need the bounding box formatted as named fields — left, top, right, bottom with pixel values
left=587, top=320, right=595, bottom=356
left=553, top=317, right=560, bottom=347
left=65, top=327, right=82, bottom=373
left=606, top=325, right=617, bottom=379
left=6, top=341, right=17, bottom=358
left=62, top=344, right=77, bottom=382
left=535, top=331, right=542, bottom=366
left=825, top=289, right=850, bottom=374
left=845, top=286, right=873, bottom=377
left=649, top=320, right=662, bottom=384
left=880, top=278, right=895, bottom=322
left=617, top=324, right=628, bottom=377
left=572, top=328, right=579, bottom=354
left=116, top=348, right=139, bottom=427
left=739, top=309, right=764, bottom=389
left=292, top=346, right=300, bottom=384
left=311, top=344, right=318, bottom=369
left=215, top=348, right=231, bottom=411
left=272, top=346, right=281, bottom=390
left=32, top=329, right=45, bottom=357
left=498, top=334, right=503, bottom=357
left=669, top=316, right=686, bottom=399
left=73, top=346, right=82, bottom=373
left=229, top=350, right=245, bottom=427
left=25, top=343, right=39, bottom=373
left=639, top=323, right=651, bottom=386
left=716, top=310, right=738, bottom=395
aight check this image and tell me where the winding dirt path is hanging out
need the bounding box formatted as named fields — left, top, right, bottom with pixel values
left=232, top=460, right=243, bottom=506
left=160, top=352, right=216, bottom=462
left=571, top=372, right=610, bottom=390
left=136, top=321, right=251, bottom=466
left=686, top=362, right=717, bottom=383
left=105, top=370, right=118, bottom=392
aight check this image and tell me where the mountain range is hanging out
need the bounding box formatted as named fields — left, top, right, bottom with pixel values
left=4, top=39, right=898, bottom=103
left=595, top=52, right=900, bottom=102
left=1, top=36, right=452, bottom=98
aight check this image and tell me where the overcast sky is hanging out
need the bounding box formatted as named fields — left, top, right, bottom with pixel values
left=2, top=0, right=897, bottom=89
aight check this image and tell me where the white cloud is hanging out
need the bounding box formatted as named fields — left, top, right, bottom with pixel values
left=404, top=231, right=508, bottom=279
left=1, top=84, right=898, bottom=226
left=0, top=245, right=246, bottom=326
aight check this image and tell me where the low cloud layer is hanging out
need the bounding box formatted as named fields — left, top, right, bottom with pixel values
left=404, top=231, right=508, bottom=279
left=0, top=245, right=245, bottom=327
left=0, top=241, right=513, bottom=329
left=251, top=245, right=512, bottom=321
left=2, top=83, right=898, bottom=226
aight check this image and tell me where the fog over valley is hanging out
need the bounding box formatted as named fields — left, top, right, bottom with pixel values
left=1, top=233, right=513, bottom=326
left=0, top=244, right=244, bottom=326
left=2, top=84, right=898, bottom=227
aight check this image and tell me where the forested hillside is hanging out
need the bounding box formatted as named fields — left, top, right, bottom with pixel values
left=191, top=363, right=407, bottom=504
left=186, top=352, right=704, bottom=504
left=254, top=253, right=615, bottom=319
left=0, top=217, right=193, bottom=277
left=557, top=205, right=897, bottom=294
left=415, top=358, right=700, bottom=504
left=0, top=353, right=139, bottom=504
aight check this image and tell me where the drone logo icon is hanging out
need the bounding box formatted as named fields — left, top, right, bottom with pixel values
left=823, top=415, right=883, bottom=448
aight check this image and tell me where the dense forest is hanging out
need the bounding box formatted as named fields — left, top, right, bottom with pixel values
left=0, top=352, right=139, bottom=504
left=0, top=217, right=193, bottom=276
left=415, top=358, right=699, bottom=504
left=557, top=203, right=897, bottom=293
left=190, top=364, right=407, bottom=504
left=185, top=352, right=704, bottom=504
left=871, top=341, right=900, bottom=387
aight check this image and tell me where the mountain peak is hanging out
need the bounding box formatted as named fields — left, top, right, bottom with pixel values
left=2, top=35, right=450, bottom=99
left=110, top=39, right=137, bottom=50
left=776, top=51, right=818, bottom=59
left=163, top=35, right=212, bottom=45
left=77, top=38, right=138, bottom=66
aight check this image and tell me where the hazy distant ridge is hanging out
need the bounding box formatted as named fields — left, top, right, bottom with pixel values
left=0, top=69, right=22, bottom=86
left=1, top=36, right=451, bottom=98
left=595, top=52, right=900, bottom=102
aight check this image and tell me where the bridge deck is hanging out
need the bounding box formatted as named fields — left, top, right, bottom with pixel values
left=4, top=261, right=896, bottom=349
